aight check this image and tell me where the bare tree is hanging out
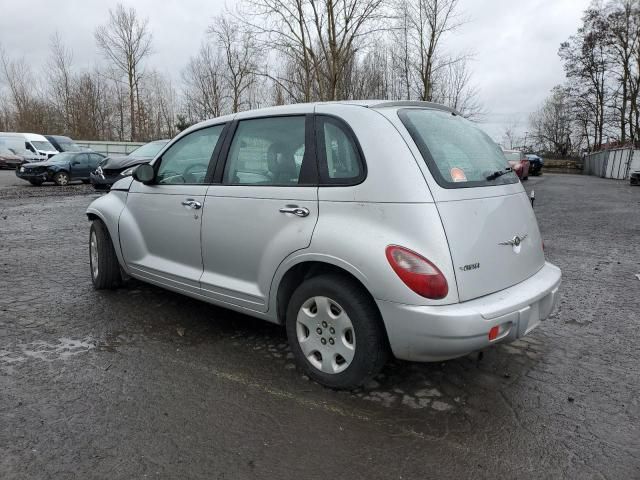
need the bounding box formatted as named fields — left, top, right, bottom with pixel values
left=241, top=0, right=385, bottom=101
left=0, top=46, right=48, bottom=131
left=95, top=3, right=152, bottom=141
left=501, top=118, right=522, bottom=150
left=529, top=85, right=574, bottom=156
left=48, top=33, right=74, bottom=133
left=433, top=56, right=484, bottom=119
left=560, top=7, right=611, bottom=149
left=182, top=43, right=226, bottom=122
left=605, top=0, right=640, bottom=143
left=404, top=0, right=463, bottom=101
left=208, top=16, right=260, bottom=113
left=240, top=0, right=316, bottom=102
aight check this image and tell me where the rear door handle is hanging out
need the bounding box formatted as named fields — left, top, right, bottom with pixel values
left=279, top=205, right=310, bottom=217
left=181, top=199, right=202, bottom=209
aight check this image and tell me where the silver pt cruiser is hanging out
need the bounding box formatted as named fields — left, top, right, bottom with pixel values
left=87, top=101, right=561, bottom=389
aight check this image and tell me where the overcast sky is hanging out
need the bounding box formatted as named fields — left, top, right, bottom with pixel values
left=0, top=0, right=590, bottom=140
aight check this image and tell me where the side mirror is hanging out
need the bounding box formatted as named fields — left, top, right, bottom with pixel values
left=133, top=163, right=155, bottom=184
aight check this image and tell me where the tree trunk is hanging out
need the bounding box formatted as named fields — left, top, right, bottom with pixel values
left=128, top=70, right=136, bottom=141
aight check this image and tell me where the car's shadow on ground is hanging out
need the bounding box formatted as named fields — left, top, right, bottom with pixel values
left=81, top=277, right=545, bottom=422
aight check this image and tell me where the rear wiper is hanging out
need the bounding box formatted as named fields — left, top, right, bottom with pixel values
left=486, top=167, right=512, bottom=180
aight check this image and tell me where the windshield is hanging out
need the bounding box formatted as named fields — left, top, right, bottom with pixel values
left=398, top=109, right=518, bottom=188
left=59, top=141, right=82, bottom=152
left=129, top=141, right=168, bottom=158
left=32, top=141, right=56, bottom=151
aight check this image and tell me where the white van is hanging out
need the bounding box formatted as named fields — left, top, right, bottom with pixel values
left=0, top=132, right=58, bottom=160
left=0, top=134, right=39, bottom=163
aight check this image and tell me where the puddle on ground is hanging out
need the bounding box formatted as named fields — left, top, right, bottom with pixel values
left=0, top=337, right=96, bottom=363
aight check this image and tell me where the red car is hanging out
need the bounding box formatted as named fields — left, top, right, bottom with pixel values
left=0, top=146, right=23, bottom=169
left=503, top=150, right=530, bottom=180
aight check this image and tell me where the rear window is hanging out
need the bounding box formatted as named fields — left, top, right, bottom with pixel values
left=504, top=151, right=523, bottom=161
left=398, top=109, right=518, bottom=188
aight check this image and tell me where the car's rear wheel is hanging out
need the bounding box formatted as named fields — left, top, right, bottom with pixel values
left=90, top=220, right=122, bottom=290
left=53, top=171, right=70, bottom=186
left=285, top=274, right=388, bottom=389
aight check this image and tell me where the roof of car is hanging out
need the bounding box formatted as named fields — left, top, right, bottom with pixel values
left=45, top=135, right=73, bottom=141
left=184, top=100, right=458, bottom=137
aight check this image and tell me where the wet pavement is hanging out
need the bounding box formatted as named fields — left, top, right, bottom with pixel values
left=0, top=171, right=638, bottom=479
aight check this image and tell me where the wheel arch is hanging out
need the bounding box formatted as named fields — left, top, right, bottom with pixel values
left=272, top=257, right=392, bottom=358
left=271, top=255, right=386, bottom=328
left=86, top=193, right=129, bottom=273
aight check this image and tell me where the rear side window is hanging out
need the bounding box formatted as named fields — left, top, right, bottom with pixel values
left=399, top=109, right=517, bottom=188
left=223, top=116, right=308, bottom=186
left=316, top=116, right=364, bottom=184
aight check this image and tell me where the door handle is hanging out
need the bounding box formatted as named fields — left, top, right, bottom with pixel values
left=279, top=205, right=310, bottom=217
left=181, top=199, right=202, bottom=209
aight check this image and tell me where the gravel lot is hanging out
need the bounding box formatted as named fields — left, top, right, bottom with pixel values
left=1, top=171, right=639, bottom=479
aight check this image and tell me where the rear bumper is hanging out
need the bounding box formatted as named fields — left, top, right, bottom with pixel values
left=376, top=262, right=561, bottom=362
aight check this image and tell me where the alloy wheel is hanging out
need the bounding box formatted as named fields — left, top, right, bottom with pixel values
left=56, top=173, right=69, bottom=186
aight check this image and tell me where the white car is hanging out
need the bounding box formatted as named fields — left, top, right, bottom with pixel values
left=86, top=101, right=561, bottom=389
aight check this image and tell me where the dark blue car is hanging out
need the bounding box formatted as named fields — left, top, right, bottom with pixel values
left=526, top=154, right=544, bottom=176
left=16, top=151, right=105, bottom=186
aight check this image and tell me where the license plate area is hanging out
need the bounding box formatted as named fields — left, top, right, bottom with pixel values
left=518, top=301, right=542, bottom=337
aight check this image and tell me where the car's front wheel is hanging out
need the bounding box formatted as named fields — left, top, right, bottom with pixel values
left=53, top=171, right=70, bottom=186
left=89, top=220, right=122, bottom=290
left=286, top=274, right=388, bottom=389
left=28, top=179, right=43, bottom=186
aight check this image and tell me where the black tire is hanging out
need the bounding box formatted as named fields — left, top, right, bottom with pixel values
left=53, top=171, right=70, bottom=186
left=285, top=274, right=388, bottom=390
left=89, top=220, right=122, bottom=290
left=29, top=180, right=43, bottom=186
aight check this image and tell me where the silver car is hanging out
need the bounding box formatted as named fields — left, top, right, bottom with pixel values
left=87, top=101, right=561, bottom=389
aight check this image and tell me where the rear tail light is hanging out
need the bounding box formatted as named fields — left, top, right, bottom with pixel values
left=385, top=245, right=448, bottom=299
left=488, top=326, right=499, bottom=341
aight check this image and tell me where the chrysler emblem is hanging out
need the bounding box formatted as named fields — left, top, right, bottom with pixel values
left=499, top=234, right=528, bottom=247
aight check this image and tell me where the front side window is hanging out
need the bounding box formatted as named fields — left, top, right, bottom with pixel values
left=50, top=152, right=74, bottom=164
left=156, top=125, right=224, bottom=185
left=223, top=116, right=307, bottom=186
left=399, top=109, right=518, bottom=188
left=75, top=153, right=89, bottom=165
